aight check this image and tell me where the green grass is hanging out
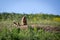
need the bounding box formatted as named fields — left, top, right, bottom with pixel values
left=0, top=13, right=60, bottom=40
left=0, top=13, right=60, bottom=26
left=0, top=26, right=60, bottom=40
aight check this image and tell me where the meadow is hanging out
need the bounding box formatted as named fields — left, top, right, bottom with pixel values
left=0, top=12, right=60, bottom=40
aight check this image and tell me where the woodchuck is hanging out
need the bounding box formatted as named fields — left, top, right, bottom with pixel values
left=21, top=16, right=27, bottom=25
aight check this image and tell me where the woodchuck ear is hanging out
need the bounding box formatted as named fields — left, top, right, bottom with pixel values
left=21, top=16, right=27, bottom=25
left=13, top=22, right=18, bottom=25
left=18, top=22, right=21, bottom=26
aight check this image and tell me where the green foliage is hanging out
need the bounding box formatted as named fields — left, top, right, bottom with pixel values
left=0, top=26, right=60, bottom=40
left=0, top=12, right=60, bottom=21
left=0, top=12, right=60, bottom=26
left=0, top=12, right=60, bottom=40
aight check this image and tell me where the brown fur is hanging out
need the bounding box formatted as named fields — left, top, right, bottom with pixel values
left=13, top=22, right=20, bottom=26
left=21, top=16, right=27, bottom=25
left=18, top=22, right=21, bottom=26
left=13, top=22, right=18, bottom=25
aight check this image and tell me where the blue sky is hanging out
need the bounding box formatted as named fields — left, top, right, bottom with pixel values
left=0, top=0, right=60, bottom=15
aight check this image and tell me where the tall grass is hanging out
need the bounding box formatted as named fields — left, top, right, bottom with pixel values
left=0, top=26, right=60, bottom=40
left=0, top=13, right=60, bottom=40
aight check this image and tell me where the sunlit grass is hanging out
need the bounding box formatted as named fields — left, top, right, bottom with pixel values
left=53, top=17, right=60, bottom=22
left=0, top=25, right=60, bottom=40
left=0, top=13, right=60, bottom=40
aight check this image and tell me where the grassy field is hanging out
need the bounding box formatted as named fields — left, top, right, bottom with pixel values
left=0, top=12, right=60, bottom=40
